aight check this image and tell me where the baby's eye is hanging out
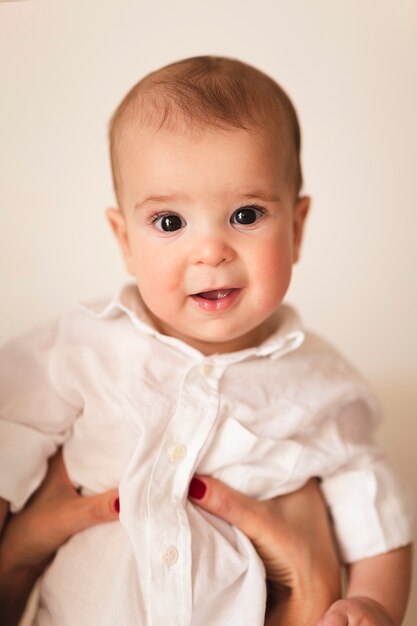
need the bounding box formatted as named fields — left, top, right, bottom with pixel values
left=230, top=205, right=266, bottom=226
left=152, top=213, right=186, bottom=232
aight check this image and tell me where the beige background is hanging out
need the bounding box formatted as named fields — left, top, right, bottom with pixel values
left=0, top=0, right=416, bottom=623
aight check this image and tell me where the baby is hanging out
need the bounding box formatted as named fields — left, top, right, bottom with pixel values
left=0, top=56, right=413, bottom=626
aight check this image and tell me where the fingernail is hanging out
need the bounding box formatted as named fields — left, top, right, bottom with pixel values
left=188, top=477, right=207, bottom=500
left=114, top=497, right=120, bottom=513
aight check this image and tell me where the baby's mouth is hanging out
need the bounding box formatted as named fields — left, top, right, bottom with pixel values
left=194, top=288, right=237, bottom=300
left=190, top=288, right=242, bottom=312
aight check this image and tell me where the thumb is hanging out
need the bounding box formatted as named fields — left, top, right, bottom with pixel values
left=316, top=610, right=349, bottom=626
left=188, top=475, right=267, bottom=542
left=56, top=489, right=120, bottom=538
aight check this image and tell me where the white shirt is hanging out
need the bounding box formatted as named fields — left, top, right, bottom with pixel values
left=0, top=284, right=413, bottom=626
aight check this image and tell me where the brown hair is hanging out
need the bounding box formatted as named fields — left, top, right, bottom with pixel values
left=109, top=56, right=302, bottom=203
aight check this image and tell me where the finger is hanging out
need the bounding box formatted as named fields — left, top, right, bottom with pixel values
left=188, top=475, right=269, bottom=541
left=4, top=489, right=120, bottom=569
left=316, top=610, right=349, bottom=626
left=53, top=489, right=120, bottom=539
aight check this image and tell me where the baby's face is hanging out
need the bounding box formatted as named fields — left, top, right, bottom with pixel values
left=108, top=125, right=309, bottom=355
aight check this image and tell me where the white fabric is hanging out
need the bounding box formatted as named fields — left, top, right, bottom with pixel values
left=0, top=283, right=413, bottom=626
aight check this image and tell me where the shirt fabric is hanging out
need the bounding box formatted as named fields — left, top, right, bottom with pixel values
left=0, top=283, right=413, bottom=626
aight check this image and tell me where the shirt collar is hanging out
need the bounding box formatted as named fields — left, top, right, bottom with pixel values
left=77, top=283, right=305, bottom=363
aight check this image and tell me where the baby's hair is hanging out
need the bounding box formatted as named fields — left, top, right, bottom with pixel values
left=109, top=56, right=302, bottom=204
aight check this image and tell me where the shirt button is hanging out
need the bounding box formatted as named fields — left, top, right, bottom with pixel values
left=200, top=363, right=213, bottom=377
left=162, top=546, right=178, bottom=567
left=169, top=444, right=187, bottom=464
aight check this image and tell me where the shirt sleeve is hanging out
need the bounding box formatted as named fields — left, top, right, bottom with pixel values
left=319, top=398, right=415, bottom=563
left=0, top=320, right=80, bottom=511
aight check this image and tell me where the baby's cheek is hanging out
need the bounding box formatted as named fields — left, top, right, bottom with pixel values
left=137, top=261, right=182, bottom=315
left=137, top=253, right=176, bottom=290
left=258, top=246, right=292, bottom=283
left=255, top=250, right=292, bottom=308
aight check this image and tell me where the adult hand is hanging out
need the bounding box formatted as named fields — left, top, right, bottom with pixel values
left=0, top=450, right=119, bottom=626
left=189, top=476, right=341, bottom=626
left=1, top=457, right=341, bottom=626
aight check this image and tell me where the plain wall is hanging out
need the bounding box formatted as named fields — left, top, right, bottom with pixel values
left=1, top=0, right=416, bottom=623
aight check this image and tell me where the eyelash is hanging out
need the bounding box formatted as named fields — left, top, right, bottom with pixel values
left=147, top=211, right=183, bottom=226
left=232, top=204, right=269, bottom=221
left=147, top=204, right=268, bottom=229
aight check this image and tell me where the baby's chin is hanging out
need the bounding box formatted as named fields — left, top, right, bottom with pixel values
left=169, top=323, right=272, bottom=355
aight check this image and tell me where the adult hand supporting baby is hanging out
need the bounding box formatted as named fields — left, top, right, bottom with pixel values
left=188, top=476, right=341, bottom=626
left=0, top=450, right=119, bottom=626
left=0, top=453, right=340, bottom=626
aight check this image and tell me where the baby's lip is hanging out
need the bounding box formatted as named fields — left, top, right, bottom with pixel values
left=192, top=288, right=238, bottom=300
left=190, top=288, right=242, bottom=312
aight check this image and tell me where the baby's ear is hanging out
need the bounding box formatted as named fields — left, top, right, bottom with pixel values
left=106, top=208, right=133, bottom=272
left=292, top=196, right=310, bottom=263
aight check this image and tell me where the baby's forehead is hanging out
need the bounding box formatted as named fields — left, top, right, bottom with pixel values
left=109, top=57, right=303, bottom=201
left=117, top=119, right=288, bottom=168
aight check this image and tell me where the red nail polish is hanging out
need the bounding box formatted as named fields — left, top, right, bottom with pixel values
left=188, top=477, right=207, bottom=500
left=114, top=497, right=120, bottom=513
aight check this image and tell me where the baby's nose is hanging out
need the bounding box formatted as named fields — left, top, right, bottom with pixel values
left=191, top=235, right=236, bottom=266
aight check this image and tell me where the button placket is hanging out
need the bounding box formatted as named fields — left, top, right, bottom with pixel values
left=148, top=362, right=224, bottom=626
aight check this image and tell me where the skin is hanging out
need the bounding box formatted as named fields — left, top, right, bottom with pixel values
left=191, top=476, right=413, bottom=626
left=323, top=548, right=413, bottom=626
left=0, top=453, right=119, bottom=626
left=0, top=451, right=340, bottom=626
left=106, top=120, right=412, bottom=624
left=190, top=475, right=341, bottom=625
left=0, top=123, right=412, bottom=625
left=1, top=458, right=410, bottom=626
left=107, top=125, right=309, bottom=355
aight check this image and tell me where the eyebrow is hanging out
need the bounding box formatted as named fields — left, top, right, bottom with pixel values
left=134, top=191, right=281, bottom=210
left=135, top=195, right=182, bottom=210
left=240, top=191, right=281, bottom=203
